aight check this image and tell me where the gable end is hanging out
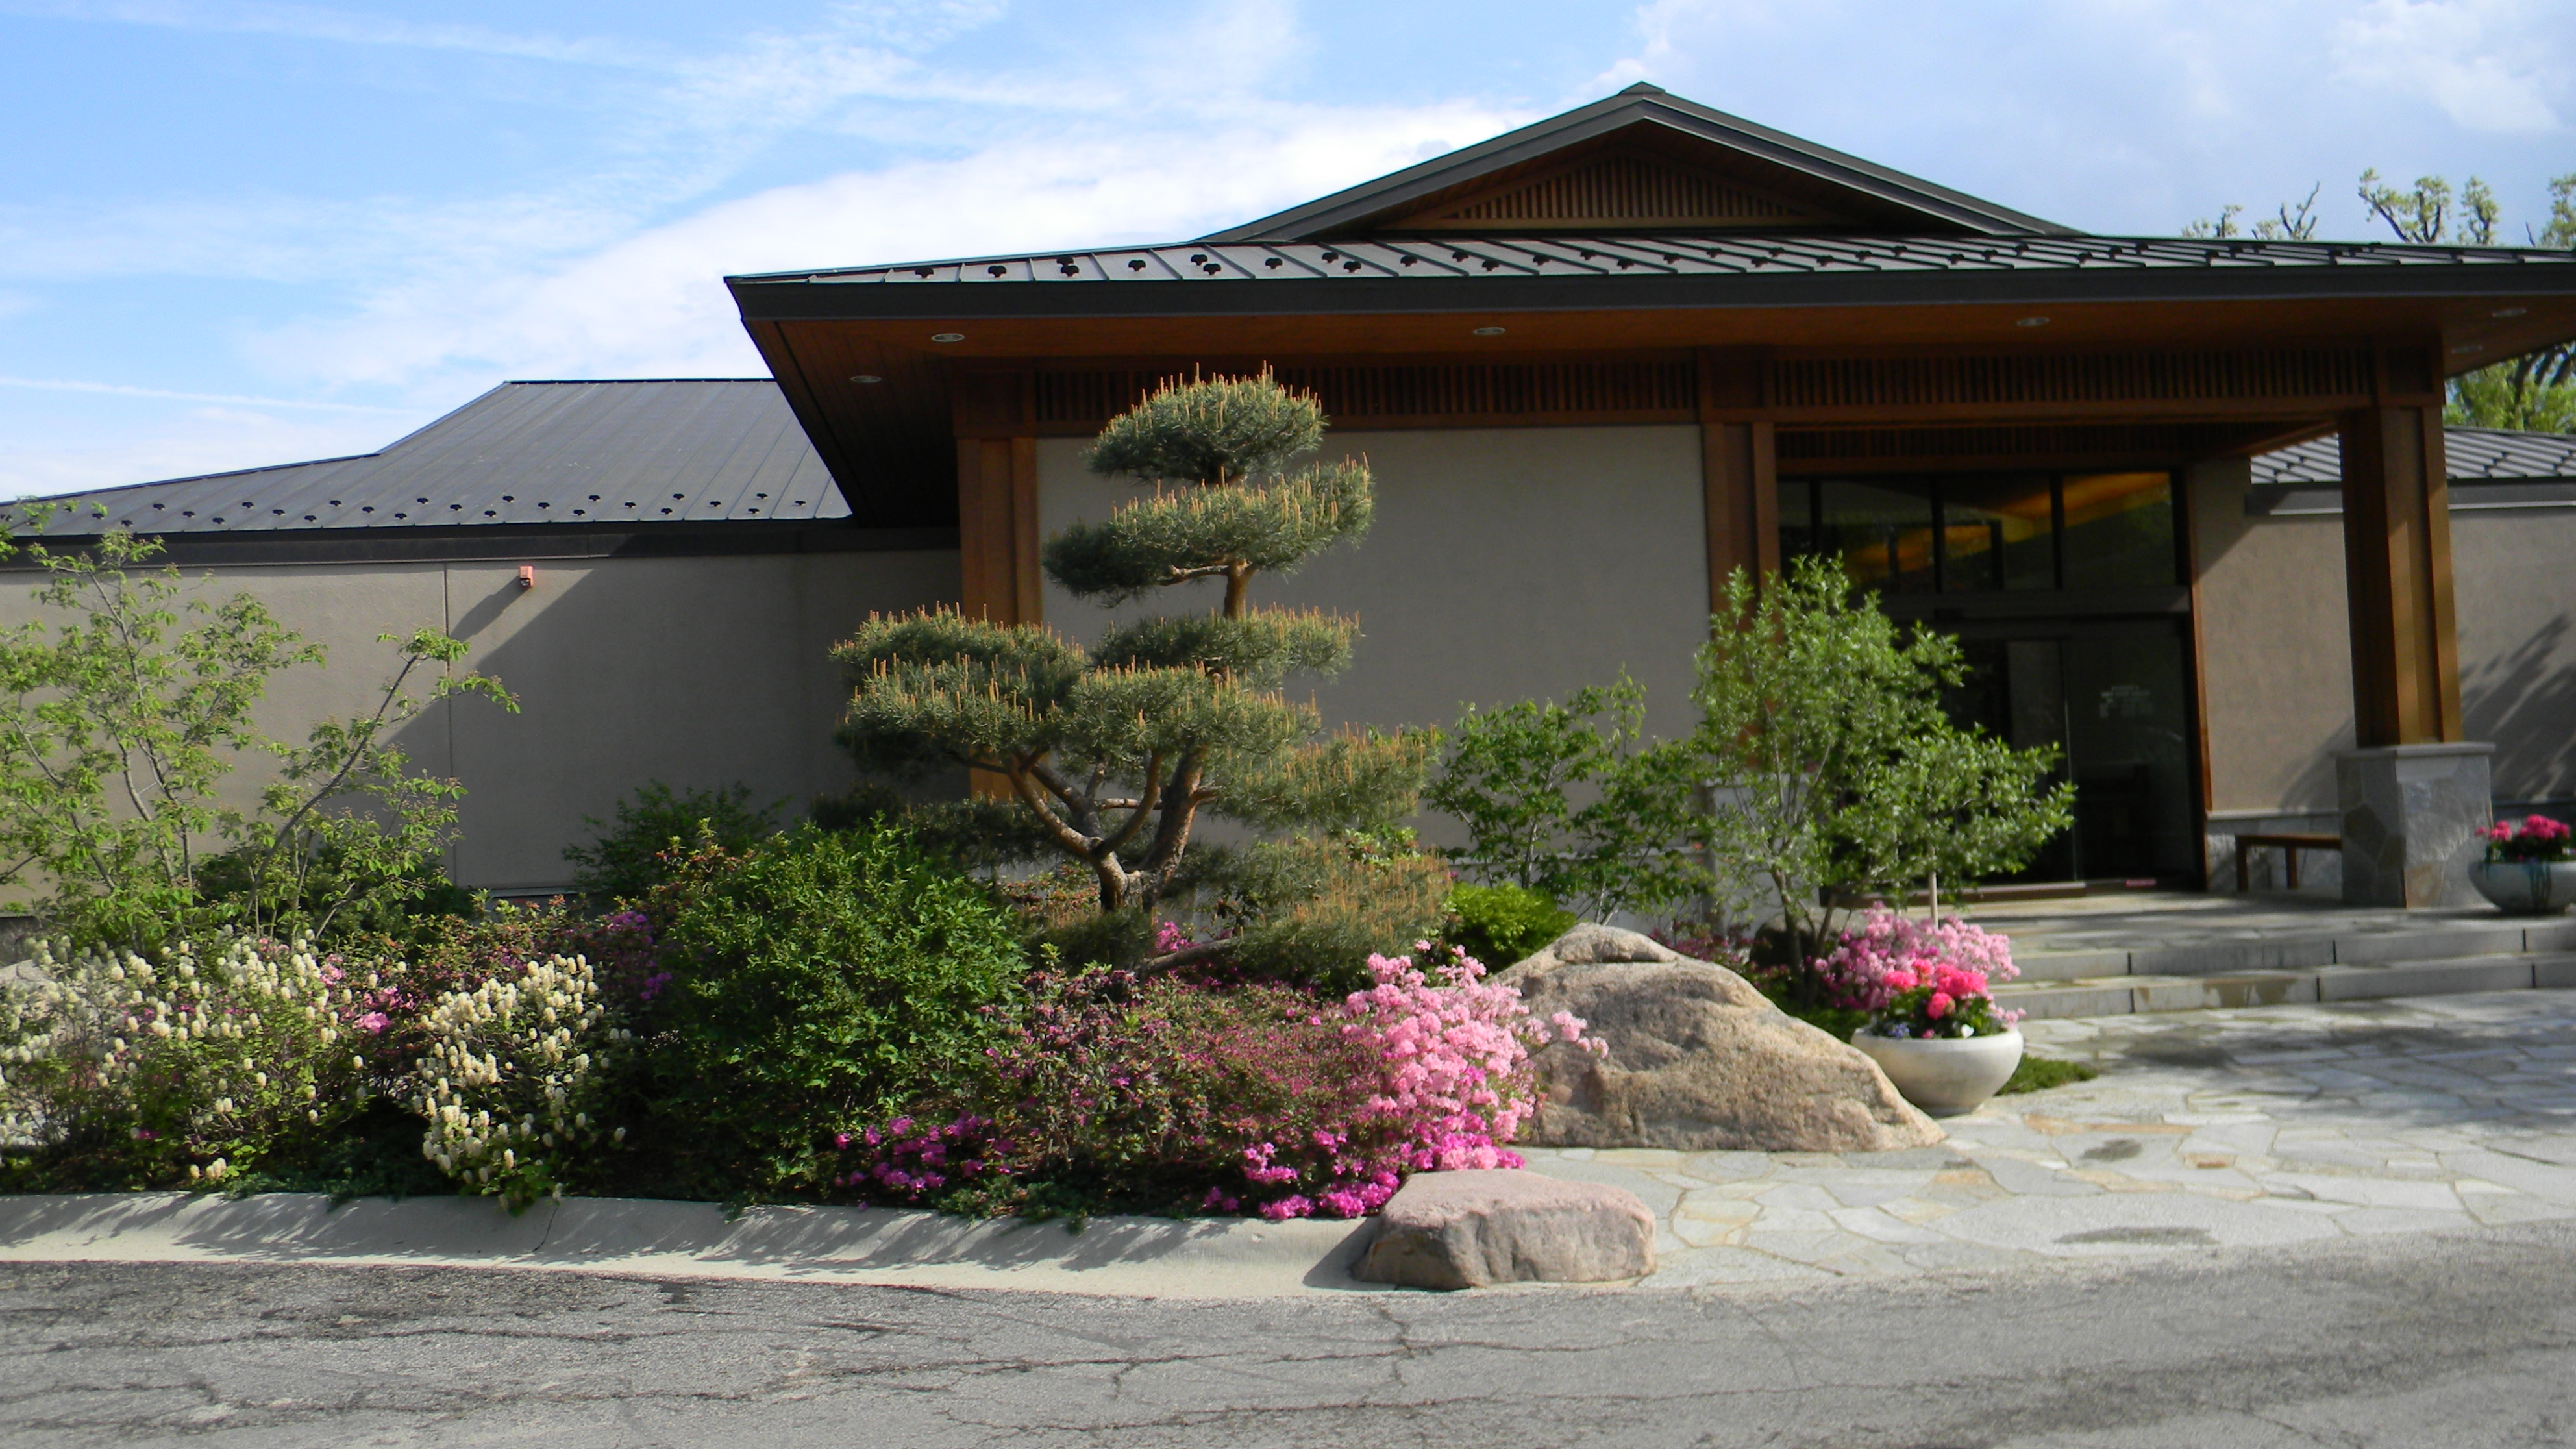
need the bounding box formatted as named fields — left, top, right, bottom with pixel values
left=1379, top=147, right=1839, bottom=232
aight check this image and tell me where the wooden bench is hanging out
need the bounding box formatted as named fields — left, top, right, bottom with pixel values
left=2235, top=832, right=2342, bottom=892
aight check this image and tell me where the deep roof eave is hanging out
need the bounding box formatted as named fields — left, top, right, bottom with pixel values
left=728, top=260, right=2576, bottom=323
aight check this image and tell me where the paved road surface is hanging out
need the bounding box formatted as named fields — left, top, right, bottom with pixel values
left=7, top=1221, right=2574, bottom=1447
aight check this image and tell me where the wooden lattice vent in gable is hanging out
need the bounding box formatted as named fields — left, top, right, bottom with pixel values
left=1031, top=360, right=1698, bottom=431
left=1384, top=151, right=1824, bottom=230
left=1764, top=349, right=2375, bottom=412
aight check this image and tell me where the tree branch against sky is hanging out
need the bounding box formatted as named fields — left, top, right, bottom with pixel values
left=3, top=0, right=2570, bottom=495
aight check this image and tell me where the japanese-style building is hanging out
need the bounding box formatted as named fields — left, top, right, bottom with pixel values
left=14, top=85, right=2576, bottom=902
left=725, top=83, right=2576, bottom=907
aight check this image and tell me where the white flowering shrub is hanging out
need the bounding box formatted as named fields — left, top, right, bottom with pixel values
left=408, top=954, right=626, bottom=1209
left=0, top=935, right=370, bottom=1187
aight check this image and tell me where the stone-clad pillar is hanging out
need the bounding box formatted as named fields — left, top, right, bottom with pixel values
left=2333, top=352, right=2489, bottom=906
left=2336, top=743, right=2493, bottom=908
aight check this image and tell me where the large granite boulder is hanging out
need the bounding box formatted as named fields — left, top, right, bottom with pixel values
left=1499, top=924, right=1942, bottom=1153
left=1357, top=1169, right=1655, bottom=1289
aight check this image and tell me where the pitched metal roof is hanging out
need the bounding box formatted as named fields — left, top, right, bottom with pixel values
left=730, top=232, right=2576, bottom=320
left=2253, top=427, right=2576, bottom=485
left=15, top=379, right=847, bottom=535
left=1200, top=83, right=2077, bottom=242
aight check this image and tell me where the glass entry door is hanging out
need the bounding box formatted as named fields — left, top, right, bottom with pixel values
left=1950, top=623, right=2198, bottom=883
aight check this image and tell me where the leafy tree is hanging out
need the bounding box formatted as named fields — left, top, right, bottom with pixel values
left=1687, top=559, right=2074, bottom=973
left=2355, top=170, right=2575, bottom=432
left=0, top=522, right=511, bottom=948
left=1427, top=675, right=1707, bottom=919
left=209, top=628, right=515, bottom=942
left=2183, top=184, right=2321, bottom=240
left=834, top=370, right=1435, bottom=947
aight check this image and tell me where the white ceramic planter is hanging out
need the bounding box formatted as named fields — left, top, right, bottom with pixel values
left=2469, top=860, right=2576, bottom=915
left=1851, top=1028, right=2024, bottom=1117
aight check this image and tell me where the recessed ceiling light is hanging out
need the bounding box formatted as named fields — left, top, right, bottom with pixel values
left=930, top=332, right=965, bottom=343
left=2451, top=343, right=2484, bottom=354
left=1472, top=326, right=1507, bottom=336
left=2492, top=306, right=2529, bottom=318
left=2015, top=316, right=2050, bottom=327
left=850, top=374, right=884, bottom=384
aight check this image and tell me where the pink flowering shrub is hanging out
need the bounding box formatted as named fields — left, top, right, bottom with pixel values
left=1341, top=943, right=1596, bottom=1178
left=858, top=946, right=1591, bottom=1222
left=2483, top=814, right=2574, bottom=863
left=1823, top=907, right=2021, bottom=1041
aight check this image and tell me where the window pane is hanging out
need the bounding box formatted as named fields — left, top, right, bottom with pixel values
left=1815, top=479, right=1937, bottom=593
left=1776, top=478, right=1816, bottom=565
left=2060, top=472, right=2177, bottom=588
left=1940, top=475, right=2055, bottom=591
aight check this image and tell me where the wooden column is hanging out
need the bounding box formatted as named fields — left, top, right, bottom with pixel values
left=952, top=370, right=1041, bottom=625
left=1697, top=349, right=1778, bottom=613
left=2336, top=343, right=2462, bottom=745
left=952, top=370, right=1040, bottom=798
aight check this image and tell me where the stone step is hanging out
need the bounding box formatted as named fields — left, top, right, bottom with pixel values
left=2005, top=917, right=2576, bottom=982
left=1994, top=950, right=2576, bottom=1019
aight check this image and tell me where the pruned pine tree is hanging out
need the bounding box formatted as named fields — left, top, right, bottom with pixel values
left=834, top=370, right=1431, bottom=923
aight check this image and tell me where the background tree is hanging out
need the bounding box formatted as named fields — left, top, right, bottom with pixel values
left=1686, top=559, right=2073, bottom=975
left=0, top=521, right=510, bottom=948
left=1427, top=675, right=1708, bottom=921
left=2195, top=171, right=2575, bottom=432
left=834, top=371, right=1435, bottom=961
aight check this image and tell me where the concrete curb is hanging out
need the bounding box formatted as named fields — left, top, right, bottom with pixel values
left=0, top=1192, right=1385, bottom=1299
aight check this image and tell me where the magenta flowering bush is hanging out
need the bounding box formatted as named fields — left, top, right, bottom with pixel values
left=830, top=1114, right=1012, bottom=1206
left=1822, top=907, right=2021, bottom=1041
left=2483, top=815, right=2574, bottom=863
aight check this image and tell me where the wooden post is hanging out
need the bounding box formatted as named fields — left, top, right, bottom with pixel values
left=2336, top=343, right=2461, bottom=745
left=1697, top=349, right=1778, bottom=613
left=952, top=370, right=1039, bottom=795
left=952, top=370, right=1041, bottom=625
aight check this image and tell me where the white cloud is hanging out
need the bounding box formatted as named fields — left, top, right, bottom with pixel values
left=2332, top=0, right=2567, bottom=134
left=0, top=404, right=415, bottom=501
left=250, top=98, right=1526, bottom=394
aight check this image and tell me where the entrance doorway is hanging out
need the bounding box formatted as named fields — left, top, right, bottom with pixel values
left=1777, top=468, right=2202, bottom=885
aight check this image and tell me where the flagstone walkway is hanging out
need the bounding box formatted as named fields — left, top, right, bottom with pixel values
left=1522, top=985, right=2576, bottom=1286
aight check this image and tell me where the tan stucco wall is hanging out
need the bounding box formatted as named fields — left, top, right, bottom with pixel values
left=0, top=549, right=958, bottom=894
left=2455, top=506, right=2576, bottom=801
left=2191, top=459, right=2576, bottom=816
left=1037, top=427, right=1711, bottom=842
left=2189, top=458, right=2355, bottom=816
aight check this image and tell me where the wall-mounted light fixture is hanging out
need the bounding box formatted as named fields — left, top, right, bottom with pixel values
left=517, top=565, right=537, bottom=590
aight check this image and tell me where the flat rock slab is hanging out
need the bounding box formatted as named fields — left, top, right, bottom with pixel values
left=1502, top=924, right=1944, bottom=1154
left=1357, top=1169, right=1655, bottom=1289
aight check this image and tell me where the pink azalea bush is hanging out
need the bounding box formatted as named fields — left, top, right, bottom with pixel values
left=2483, top=814, right=2574, bottom=863
left=1822, top=906, right=2021, bottom=1040
left=830, top=945, right=1591, bottom=1222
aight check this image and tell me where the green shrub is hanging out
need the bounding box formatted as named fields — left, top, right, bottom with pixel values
left=1194, top=830, right=1452, bottom=992
left=1446, top=884, right=1575, bottom=969
left=631, top=824, right=1026, bottom=1198
left=0, top=935, right=374, bottom=1190
left=564, top=781, right=783, bottom=901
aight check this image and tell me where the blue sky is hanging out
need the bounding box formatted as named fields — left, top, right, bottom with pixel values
left=2, top=0, right=2570, bottom=497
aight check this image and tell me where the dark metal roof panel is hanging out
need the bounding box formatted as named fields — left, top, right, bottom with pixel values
left=2253, top=427, right=2576, bottom=486
left=732, top=234, right=2576, bottom=318
left=16, top=380, right=849, bottom=536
